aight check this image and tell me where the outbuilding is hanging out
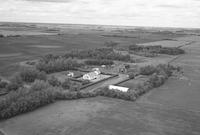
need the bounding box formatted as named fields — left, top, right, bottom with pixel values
left=108, top=85, right=129, bottom=92
left=67, top=72, right=74, bottom=77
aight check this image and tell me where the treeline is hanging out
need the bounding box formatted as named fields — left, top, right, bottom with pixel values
left=129, top=44, right=185, bottom=55
left=34, top=48, right=131, bottom=73
left=85, top=59, right=114, bottom=66
left=64, top=48, right=131, bottom=62
left=0, top=67, right=48, bottom=93
left=36, top=57, right=81, bottom=74
left=0, top=83, right=59, bottom=119
left=0, top=79, right=96, bottom=119
left=0, top=64, right=179, bottom=119
left=159, top=47, right=185, bottom=55
left=139, top=64, right=179, bottom=76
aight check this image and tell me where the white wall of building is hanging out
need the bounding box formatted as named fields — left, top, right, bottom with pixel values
left=109, top=85, right=129, bottom=92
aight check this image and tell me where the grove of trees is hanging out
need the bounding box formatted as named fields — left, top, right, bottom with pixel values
left=85, top=59, right=114, bottom=66
left=36, top=57, right=81, bottom=74
left=129, top=44, right=185, bottom=55
left=64, top=48, right=131, bottom=62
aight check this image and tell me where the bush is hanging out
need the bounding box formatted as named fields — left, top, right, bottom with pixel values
left=140, top=65, right=157, bottom=75
left=19, top=68, right=47, bottom=83
left=156, top=64, right=172, bottom=77
left=6, top=74, right=23, bottom=91
left=61, top=79, right=71, bottom=89
left=6, top=83, right=21, bottom=91
left=30, top=80, right=51, bottom=91
left=0, top=81, right=8, bottom=89
left=70, top=85, right=81, bottom=92
left=48, top=76, right=61, bottom=87
left=147, top=73, right=166, bottom=88
left=128, top=72, right=135, bottom=79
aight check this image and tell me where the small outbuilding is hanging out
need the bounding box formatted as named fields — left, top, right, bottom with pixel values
left=67, top=72, right=74, bottom=77
left=101, top=65, right=106, bottom=68
left=108, top=85, right=129, bottom=92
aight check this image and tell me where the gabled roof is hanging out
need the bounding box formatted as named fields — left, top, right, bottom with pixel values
left=84, top=71, right=98, bottom=78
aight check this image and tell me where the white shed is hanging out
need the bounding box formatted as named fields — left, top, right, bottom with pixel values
left=108, top=85, right=129, bottom=92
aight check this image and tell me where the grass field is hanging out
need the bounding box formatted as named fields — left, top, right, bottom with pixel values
left=118, top=75, right=149, bottom=90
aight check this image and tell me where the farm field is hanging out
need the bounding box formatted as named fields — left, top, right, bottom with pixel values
left=138, top=39, right=191, bottom=48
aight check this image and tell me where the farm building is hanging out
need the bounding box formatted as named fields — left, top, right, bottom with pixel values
left=109, top=85, right=129, bottom=92
left=66, top=72, right=74, bottom=77
left=101, top=65, right=106, bottom=68
left=83, top=70, right=101, bottom=80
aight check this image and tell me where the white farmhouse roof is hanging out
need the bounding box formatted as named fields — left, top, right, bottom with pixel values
left=109, top=85, right=129, bottom=92
left=83, top=71, right=99, bottom=80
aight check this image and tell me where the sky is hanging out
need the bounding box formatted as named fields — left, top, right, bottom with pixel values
left=0, top=0, right=200, bottom=28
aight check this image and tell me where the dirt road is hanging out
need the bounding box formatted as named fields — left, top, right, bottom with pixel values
left=0, top=36, right=200, bottom=135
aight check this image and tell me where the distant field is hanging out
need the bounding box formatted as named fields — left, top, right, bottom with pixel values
left=138, top=40, right=190, bottom=48
left=0, top=22, right=186, bottom=77
left=0, top=30, right=57, bottom=36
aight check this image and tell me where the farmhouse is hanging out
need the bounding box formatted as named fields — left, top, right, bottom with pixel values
left=83, top=70, right=101, bottom=80
left=109, top=85, right=129, bottom=92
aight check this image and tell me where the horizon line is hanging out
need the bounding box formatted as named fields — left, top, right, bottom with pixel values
left=0, top=21, right=199, bottom=30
